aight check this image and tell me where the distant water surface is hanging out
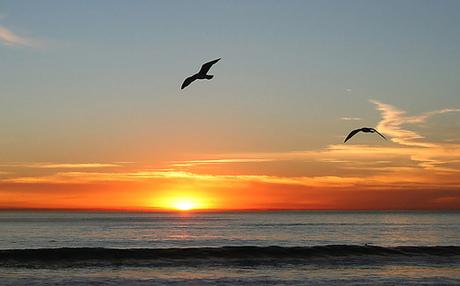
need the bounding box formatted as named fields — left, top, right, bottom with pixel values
left=0, top=211, right=458, bottom=249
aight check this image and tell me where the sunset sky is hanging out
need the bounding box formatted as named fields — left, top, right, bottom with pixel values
left=1, top=0, right=459, bottom=210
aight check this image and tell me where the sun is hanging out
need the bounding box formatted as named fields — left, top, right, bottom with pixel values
left=153, top=190, right=211, bottom=211
left=174, top=200, right=195, bottom=211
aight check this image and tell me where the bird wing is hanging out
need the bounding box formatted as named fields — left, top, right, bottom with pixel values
left=198, top=58, right=221, bottom=75
left=181, top=74, right=198, bottom=90
left=344, top=128, right=362, bottom=143
left=372, top=129, right=387, bottom=140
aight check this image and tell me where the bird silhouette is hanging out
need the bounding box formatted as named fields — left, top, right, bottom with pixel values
left=344, top=127, right=386, bottom=143
left=181, top=58, right=221, bottom=90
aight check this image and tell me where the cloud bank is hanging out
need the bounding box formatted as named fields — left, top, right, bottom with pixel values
left=0, top=25, right=37, bottom=47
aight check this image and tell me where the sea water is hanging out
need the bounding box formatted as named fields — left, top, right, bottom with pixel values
left=0, top=211, right=459, bottom=285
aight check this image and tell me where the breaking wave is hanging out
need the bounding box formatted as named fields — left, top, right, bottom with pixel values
left=1, top=245, right=458, bottom=267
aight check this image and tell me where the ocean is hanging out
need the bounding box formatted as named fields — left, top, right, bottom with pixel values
left=0, top=211, right=459, bottom=285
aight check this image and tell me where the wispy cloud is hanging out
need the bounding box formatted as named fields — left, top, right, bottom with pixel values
left=371, top=100, right=460, bottom=147
left=0, top=25, right=38, bottom=47
left=33, top=163, right=121, bottom=169
left=171, top=158, right=273, bottom=167
left=175, top=100, right=460, bottom=175
left=0, top=162, right=122, bottom=169
left=340, top=117, right=362, bottom=121
left=2, top=169, right=449, bottom=189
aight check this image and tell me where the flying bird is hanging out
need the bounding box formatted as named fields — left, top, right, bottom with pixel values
left=344, top=127, right=386, bottom=143
left=181, top=58, right=221, bottom=90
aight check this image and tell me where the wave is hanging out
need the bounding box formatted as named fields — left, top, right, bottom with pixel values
left=1, top=245, right=459, bottom=267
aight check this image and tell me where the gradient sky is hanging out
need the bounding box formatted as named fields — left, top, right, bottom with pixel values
left=1, top=0, right=459, bottom=210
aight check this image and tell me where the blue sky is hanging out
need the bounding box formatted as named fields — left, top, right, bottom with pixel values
left=1, top=1, right=460, bottom=161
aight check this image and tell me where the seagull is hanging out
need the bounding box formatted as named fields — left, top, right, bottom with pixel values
left=344, top=127, right=386, bottom=143
left=181, top=58, right=221, bottom=90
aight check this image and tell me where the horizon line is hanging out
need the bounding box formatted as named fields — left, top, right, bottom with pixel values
left=1, top=207, right=459, bottom=213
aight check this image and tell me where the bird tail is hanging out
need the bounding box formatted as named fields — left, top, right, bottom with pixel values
left=205, top=75, right=213, bottom=80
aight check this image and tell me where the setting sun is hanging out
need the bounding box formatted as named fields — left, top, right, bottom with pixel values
left=174, top=200, right=195, bottom=211
left=152, top=190, right=212, bottom=211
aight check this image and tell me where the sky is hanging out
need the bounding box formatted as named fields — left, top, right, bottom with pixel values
left=0, top=0, right=459, bottom=210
